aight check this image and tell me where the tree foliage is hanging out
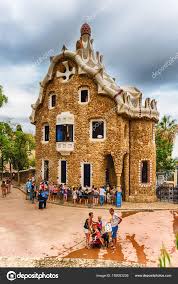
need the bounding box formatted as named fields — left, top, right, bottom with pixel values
left=0, top=122, right=35, bottom=180
left=156, top=115, right=177, bottom=173
left=0, top=85, right=8, bottom=107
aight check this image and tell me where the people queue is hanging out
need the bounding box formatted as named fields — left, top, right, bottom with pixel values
left=25, top=179, right=119, bottom=208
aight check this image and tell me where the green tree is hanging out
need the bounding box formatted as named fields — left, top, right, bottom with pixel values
left=11, top=126, right=35, bottom=184
left=0, top=122, right=13, bottom=180
left=0, top=85, right=8, bottom=107
left=156, top=115, right=177, bottom=173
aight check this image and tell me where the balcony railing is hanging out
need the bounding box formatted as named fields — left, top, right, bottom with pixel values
left=56, top=142, right=74, bottom=155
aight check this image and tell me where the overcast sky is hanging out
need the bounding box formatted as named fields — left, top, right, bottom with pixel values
left=0, top=0, right=178, bottom=156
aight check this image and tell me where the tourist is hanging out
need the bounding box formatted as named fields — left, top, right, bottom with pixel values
left=93, top=188, right=99, bottom=205
left=107, top=191, right=111, bottom=204
left=42, top=188, right=49, bottom=208
left=52, top=184, right=58, bottom=202
left=59, top=185, right=64, bottom=201
left=83, top=212, right=94, bottom=248
left=25, top=179, right=31, bottom=200
left=27, top=179, right=33, bottom=201
left=48, top=182, right=54, bottom=201
left=72, top=187, right=77, bottom=204
left=38, top=190, right=44, bottom=209
left=99, top=186, right=106, bottom=206
left=109, top=208, right=122, bottom=249
left=84, top=187, right=89, bottom=205
left=78, top=187, right=83, bottom=204
left=63, top=185, right=68, bottom=202
left=6, top=179, right=12, bottom=194
left=97, top=216, right=102, bottom=232
left=88, top=187, right=93, bottom=205
left=1, top=181, right=7, bottom=198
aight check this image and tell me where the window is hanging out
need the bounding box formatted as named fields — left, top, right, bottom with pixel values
left=56, top=124, right=73, bottom=142
left=48, top=93, right=56, bottom=109
left=83, top=163, right=91, bottom=187
left=43, top=124, right=49, bottom=142
left=43, top=160, right=49, bottom=181
left=51, top=94, right=56, bottom=107
left=59, top=160, right=67, bottom=184
left=81, top=90, right=88, bottom=102
left=91, top=120, right=105, bottom=140
left=141, top=160, right=149, bottom=183
left=79, top=87, right=89, bottom=104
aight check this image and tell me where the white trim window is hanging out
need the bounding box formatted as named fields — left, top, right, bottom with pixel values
left=90, top=119, right=106, bottom=141
left=42, top=123, right=49, bottom=143
left=81, top=162, right=92, bottom=188
left=78, top=87, right=90, bottom=104
left=48, top=93, right=56, bottom=109
left=42, top=159, right=49, bottom=181
left=58, top=160, right=67, bottom=184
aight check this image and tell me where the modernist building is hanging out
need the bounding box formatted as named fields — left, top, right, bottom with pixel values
left=30, top=23, right=159, bottom=202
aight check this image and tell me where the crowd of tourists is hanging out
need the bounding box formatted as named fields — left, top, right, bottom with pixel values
left=83, top=209, right=122, bottom=249
left=1, top=179, right=12, bottom=198
left=25, top=178, right=118, bottom=208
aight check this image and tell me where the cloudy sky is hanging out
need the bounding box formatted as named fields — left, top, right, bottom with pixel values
left=0, top=0, right=178, bottom=156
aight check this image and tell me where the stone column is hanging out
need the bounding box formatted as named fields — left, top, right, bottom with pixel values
left=116, top=173, right=122, bottom=192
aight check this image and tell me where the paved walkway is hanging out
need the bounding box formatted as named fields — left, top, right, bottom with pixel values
left=0, top=187, right=178, bottom=267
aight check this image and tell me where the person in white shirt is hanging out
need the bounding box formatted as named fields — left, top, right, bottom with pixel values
left=109, top=208, right=122, bottom=249
left=99, top=186, right=106, bottom=206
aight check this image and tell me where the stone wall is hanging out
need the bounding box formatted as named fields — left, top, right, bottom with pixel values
left=129, top=120, right=157, bottom=202
left=34, top=58, right=157, bottom=202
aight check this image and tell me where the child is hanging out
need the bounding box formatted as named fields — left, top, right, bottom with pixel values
left=72, top=188, right=77, bottom=204
left=97, top=216, right=102, bottom=232
left=107, top=191, right=111, bottom=204
left=63, top=185, right=68, bottom=202
left=92, top=223, right=104, bottom=247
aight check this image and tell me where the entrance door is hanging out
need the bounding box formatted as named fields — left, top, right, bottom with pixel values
left=44, top=160, right=49, bottom=181
left=105, top=154, right=117, bottom=186
left=61, top=160, right=67, bottom=184
left=83, top=163, right=91, bottom=188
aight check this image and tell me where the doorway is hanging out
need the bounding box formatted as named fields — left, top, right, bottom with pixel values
left=105, top=154, right=117, bottom=187
left=82, top=163, right=91, bottom=188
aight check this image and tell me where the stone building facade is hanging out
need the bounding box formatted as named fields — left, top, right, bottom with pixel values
left=30, top=23, right=159, bottom=202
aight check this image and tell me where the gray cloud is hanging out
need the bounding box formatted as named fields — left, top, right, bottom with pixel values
left=0, top=0, right=178, bottom=154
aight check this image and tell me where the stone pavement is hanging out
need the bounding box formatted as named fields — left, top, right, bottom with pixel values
left=0, top=186, right=178, bottom=267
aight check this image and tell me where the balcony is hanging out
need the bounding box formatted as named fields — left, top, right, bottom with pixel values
left=56, top=142, right=74, bottom=155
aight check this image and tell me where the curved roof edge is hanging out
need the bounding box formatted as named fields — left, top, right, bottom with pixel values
left=30, top=28, right=159, bottom=124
